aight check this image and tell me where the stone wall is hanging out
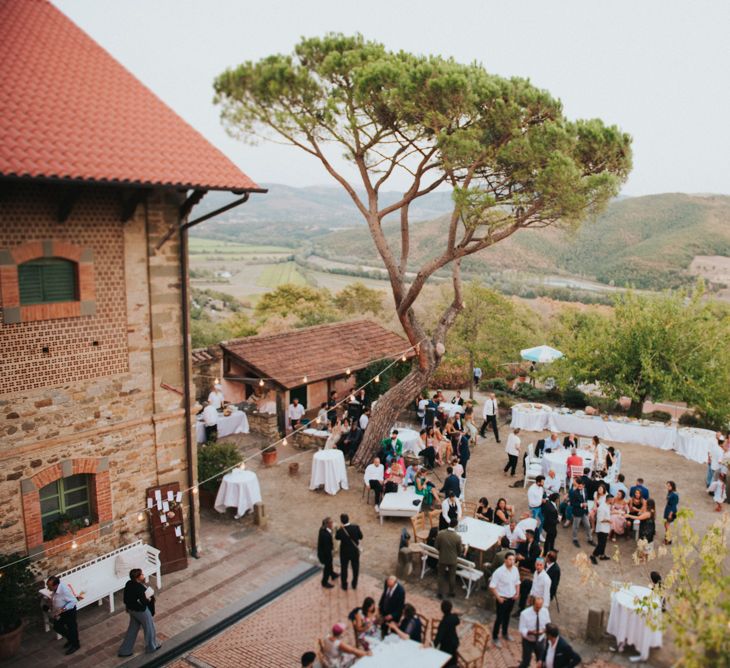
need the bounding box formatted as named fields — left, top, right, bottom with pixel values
left=0, top=184, right=198, bottom=572
left=247, top=411, right=280, bottom=440
left=292, top=430, right=328, bottom=450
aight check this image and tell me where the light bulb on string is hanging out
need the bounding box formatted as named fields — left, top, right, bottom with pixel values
left=239, top=462, right=246, bottom=470
left=303, top=375, right=308, bottom=384
left=346, top=368, right=351, bottom=376
left=401, top=355, right=407, bottom=362
left=192, top=486, right=199, bottom=495
left=349, top=394, right=355, bottom=402
left=282, top=437, right=288, bottom=446
left=375, top=375, right=380, bottom=383
left=259, top=379, right=264, bottom=387
left=71, top=540, right=78, bottom=549
left=137, top=512, right=145, bottom=522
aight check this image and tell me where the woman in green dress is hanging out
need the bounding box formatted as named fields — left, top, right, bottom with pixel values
left=414, top=468, right=440, bottom=507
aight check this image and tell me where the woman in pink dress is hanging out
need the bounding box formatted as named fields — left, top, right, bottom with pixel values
left=609, top=489, right=628, bottom=540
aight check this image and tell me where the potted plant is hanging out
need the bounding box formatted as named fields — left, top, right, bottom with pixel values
left=0, top=554, right=38, bottom=659
left=197, top=442, right=242, bottom=509
left=261, top=442, right=278, bottom=466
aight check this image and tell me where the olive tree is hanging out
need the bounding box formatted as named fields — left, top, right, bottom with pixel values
left=214, top=34, right=632, bottom=466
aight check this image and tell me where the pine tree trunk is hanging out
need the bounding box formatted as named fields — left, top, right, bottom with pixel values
left=353, top=366, right=433, bottom=470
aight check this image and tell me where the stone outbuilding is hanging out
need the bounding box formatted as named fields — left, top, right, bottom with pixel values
left=0, top=1, right=263, bottom=572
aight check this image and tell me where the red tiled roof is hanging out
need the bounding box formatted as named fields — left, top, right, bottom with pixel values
left=221, top=320, right=414, bottom=389
left=0, top=1, right=261, bottom=192
left=192, top=346, right=221, bottom=365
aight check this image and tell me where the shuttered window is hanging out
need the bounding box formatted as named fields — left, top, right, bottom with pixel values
left=39, top=474, right=92, bottom=537
left=18, top=258, right=77, bottom=305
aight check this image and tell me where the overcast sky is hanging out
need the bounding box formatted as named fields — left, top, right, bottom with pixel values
left=55, top=0, right=730, bottom=196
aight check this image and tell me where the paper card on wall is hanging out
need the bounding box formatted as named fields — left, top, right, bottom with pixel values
left=154, top=490, right=162, bottom=503
left=176, top=491, right=182, bottom=503
left=167, top=491, right=174, bottom=501
left=159, top=514, right=167, bottom=523
left=174, top=526, right=182, bottom=538
left=147, top=498, right=153, bottom=509
left=156, top=499, right=162, bottom=511
left=162, top=501, right=170, bottom=512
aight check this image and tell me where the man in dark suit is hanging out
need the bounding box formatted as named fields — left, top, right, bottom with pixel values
left=335, top=513, right=363, bottom=591
left=440, top=466, right=461, bottom=497
left=341, top=422, right=363, bottom=464
left=540, top=624, right=581, bottom=667
left=569, top=479, right=594, bottom=548
left=545, top=551, right=561, bottom=602
left=563, top=433, right=578, bottom=450
left=542, top=493, right=560, bottom=555
left=317, top=517, right=338, bottom=588
left=378, top=575, right=406, bottom=634
left=457, top=434, right=471, bottom=477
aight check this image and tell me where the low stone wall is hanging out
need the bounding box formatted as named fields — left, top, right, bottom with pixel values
left=247, top=411, right=280, bottom=440
left=293, top=430, right=328, bottom=450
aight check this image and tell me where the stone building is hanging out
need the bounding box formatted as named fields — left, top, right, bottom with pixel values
left=220, top=320, right=412, bottom=435
left=192, top=346, right=223, bottom=403
left=0, top=1, right=262, bottom=572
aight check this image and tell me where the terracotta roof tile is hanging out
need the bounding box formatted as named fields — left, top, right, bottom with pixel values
left=221, top=320, right=414, bottom=389
left=0, top=1, right=260, bottom=192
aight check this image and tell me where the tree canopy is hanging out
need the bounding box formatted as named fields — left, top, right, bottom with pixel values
left=551, top=287, right=730, bottom=424
left=214, top=34, right=632, bottom=464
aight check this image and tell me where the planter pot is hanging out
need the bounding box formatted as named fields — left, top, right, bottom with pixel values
left=0, top=622, right=24, bottom=660
left=198, top=488, right=216, bottom=510
left=261, top=449, right=278, bottom=466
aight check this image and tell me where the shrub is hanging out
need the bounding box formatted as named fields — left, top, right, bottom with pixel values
left=197, top=442, right=242, bottom=493
left=505, top=373, right=517, bottom=382
left=479, top=377, right=509, bottom=393
left=499, top=396, right=516, bottom=411
left=678, top=412, right=701, bottom=427
left=0, top=554, right=37, bottom=633
left=512, top=383, right=548, bottom=401
left=430, top=361, right=469, bottom=390
left=642, top=410, right=673, bottom=423
left=563, top=387, right=588, bottom=409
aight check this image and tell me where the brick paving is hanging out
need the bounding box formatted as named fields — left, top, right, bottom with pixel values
left=172, top=572, right=622, bottom=668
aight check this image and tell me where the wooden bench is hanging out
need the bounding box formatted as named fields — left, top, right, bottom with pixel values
left=41, top=540, right=161, bottom=631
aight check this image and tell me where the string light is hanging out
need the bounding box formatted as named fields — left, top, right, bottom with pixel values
left=349, top=394, right=355, bottom=402
left=239, top=462, right=246, bottom=470
left=259, top=379, right=264, bottom=387
left=303, top=375, right=308, bottom=383
left=401, top=355, right=406, bottom=362
left=0, top=338, right=426, bottom=575
left=346, top=368, right=351, bottom=376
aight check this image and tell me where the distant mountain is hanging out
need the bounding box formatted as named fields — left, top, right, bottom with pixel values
left=317, top=194, right=730, bottom=290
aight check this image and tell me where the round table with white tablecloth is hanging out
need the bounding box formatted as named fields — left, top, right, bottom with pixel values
left=510, top=403, right=553, bottom=431
left=675, top=427, right=716, bottom=463
left=542, top=448, right=594, bottom=481
left=309, top=449, right=349, bottom=495
left=196, top=408, right=250, bottom=444
left=395, top=428, right=423, bottom=455
left=606, top=584, right=663, bottom=660
left=355, top=635, right=451, bottom=668
left=214, top=469, right=262, bottom=519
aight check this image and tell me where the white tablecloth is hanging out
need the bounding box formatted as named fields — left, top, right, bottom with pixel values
left=309, top=449, right=349, bottom=495
left=214, top=469, right=261, bottom=517
left=675, top=427, right=716, bottom=463
left=356, top=636, right=451, bottom=667
left=548, top=413, right=676, bottom=450
left=510, top=403, right=553, bottom=431
left=517, top=517, right=538, bottom=533
left=542, top=449, right=594, bottom=480
left=459, top=517, right=504, bottom=553
left=606, top=584, right=663, bottom=660
left=439, top=402, right=465, bottom=418
left=396, top=428, right=423, bottom=455
left=379, top=488, right=423, bottom=524
left=196, top=410, right=250, bottom=444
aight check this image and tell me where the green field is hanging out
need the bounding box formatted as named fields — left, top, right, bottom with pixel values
left=189, top=238, right=291, bottom=255
left=257, top=262, right=308, bottom=288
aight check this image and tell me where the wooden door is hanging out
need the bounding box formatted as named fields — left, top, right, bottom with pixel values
left=145, top=482, right=188, bottom=575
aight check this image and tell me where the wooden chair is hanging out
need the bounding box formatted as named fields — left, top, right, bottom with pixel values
left=462, top=501, right=477, bottom=518
left=456, top=622, right=490, bottom=668
left=410, top=512, right=429, bottom=543
left=361, top=481, right=372, bottom=504
left=316, top=638, right=330, bottom=668
left=416, top=613, right=429, bottom=644
left=429, top=617, right=441, bottom=647
left=428, top=508, right=442, bottom=529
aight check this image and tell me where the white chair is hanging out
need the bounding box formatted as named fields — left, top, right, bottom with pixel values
left=459, top=477, right=466, bottom=501
left=456, top=557, right=483, bottom=599
left=524, top=443, right=543, bottom=487
left=417, top=543, right=441, bottom=579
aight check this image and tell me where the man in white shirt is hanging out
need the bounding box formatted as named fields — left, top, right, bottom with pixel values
left=528, top=558, right=552, bottom=608
left=359, top=407, right=370, bottom=431
left=480, top=392, right=500, bottom=442
left=543, top=469, right=561, bottom=496
left=202, top=401, right=219, bottom=442
left=47, top=576, right=80, bottom=653
left=503, top=428, right=521, bottom=476
left=473, top=366, right=482, bottom=386
left=609, top=473, right=629, bottom=499
left=417, top=397, right=428, bottom=426
left=489, top=553, right=521, bottom=646
left=207, top=384, right=225, bottom=410
left=288, top=398, right=306, bottom=430
left=518, top=596, right=550, bottom=668
left=543, top=432, right=561, bottom=453
left=363, top=457, right=385, bottom=510
left=527, top=475, right=546, bottom=535
left=503, top=518, right=526, bottom=549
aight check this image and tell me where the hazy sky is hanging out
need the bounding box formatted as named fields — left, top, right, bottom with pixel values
left=55, top=0, right=730, bottom=196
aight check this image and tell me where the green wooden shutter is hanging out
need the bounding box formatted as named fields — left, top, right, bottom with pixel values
left=19, top=258, right=76, bottom=304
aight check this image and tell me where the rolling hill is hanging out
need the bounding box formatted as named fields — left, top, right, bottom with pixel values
left=317, top=193, right=730, bottom=290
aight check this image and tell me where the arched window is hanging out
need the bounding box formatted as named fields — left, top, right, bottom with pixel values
left=39, top=473, right=92, bottom=540
left=18, top=257, right=77, bottom=305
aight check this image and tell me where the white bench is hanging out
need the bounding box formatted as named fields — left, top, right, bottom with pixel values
left=415, top=544, right=483, bottom=599
left=42, top=540, right=161, bottom=631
